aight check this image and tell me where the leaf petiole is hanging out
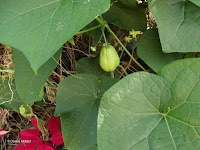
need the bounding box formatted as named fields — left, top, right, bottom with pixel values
left=46, top=79, right=57, bottom=89
left=76, top=24, right=101, bottom=35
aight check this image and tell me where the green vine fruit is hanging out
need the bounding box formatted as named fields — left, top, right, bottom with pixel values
left=100, top=45, right=120, bottom=72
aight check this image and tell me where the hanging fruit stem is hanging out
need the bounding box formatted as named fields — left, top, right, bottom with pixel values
left=96, top=17, right=147, bottom=72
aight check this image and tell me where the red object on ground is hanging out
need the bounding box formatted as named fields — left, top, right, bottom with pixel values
left=37, top=142, right=56, bottom=150
left=51, top=131, right=64, bottom=145
left=48, top=116, right=61, bottom=134
left=14, top=116, right=64, bottom=150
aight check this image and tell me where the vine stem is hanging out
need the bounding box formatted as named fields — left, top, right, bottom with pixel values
left=101, top=27, right=108, bottom=46
left=96, top=17, right=105, bottom=27
left=119, top=43, right=127, bottom=59
left=76, top=24, right=101, bottom=35
left=94, top=34, right=103, bottom=48
left=96, top=17, right=147, bottom=72
left=25, top=104, right=45, bottom=136
left=33, top=114, right=45, bottom=136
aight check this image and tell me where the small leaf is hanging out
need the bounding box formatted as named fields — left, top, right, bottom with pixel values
left=19, top=104, right=34, bottom=117
left=68, top=37, right=75, bottom=45
left=148, top=0, right=200, bottom=53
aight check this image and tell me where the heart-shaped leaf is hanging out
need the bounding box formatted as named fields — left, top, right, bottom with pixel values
left=137, top=29, right=185, bottom=72
left=98, top=58, right=200, bottom=149
left=103, top=0, right=147, bottom=31
left=149, top=0, right=200, bottom=53
left=55, top=74, right=117, bottom=149
left=0, top=0, right=110, bottom=72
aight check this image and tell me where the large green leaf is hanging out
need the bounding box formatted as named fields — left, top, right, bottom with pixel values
left=158, top=58, right=200, bottom=110
left=98, top=58, right=200, bottom=149
left=0, top=0, right=110, bottom=72
left=103, top=0, right=147, bottom=31
left=76, top=56, right=109, bottom=77
left=149, top=0, right=200, bottom=53
left=137, top=29, right=185, bottom=72
left=13, top=48, right=61, bottom=104
left=55, top=74, right=117, bottom=150
left=0, top=78, right=23, bottom=112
